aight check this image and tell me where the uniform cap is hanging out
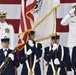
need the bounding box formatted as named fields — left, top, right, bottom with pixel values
left=1, top=34, right=10, bottom=42
left=0, top=12, right=7, bottom=18
left=51, top=33, right=60, bottom=40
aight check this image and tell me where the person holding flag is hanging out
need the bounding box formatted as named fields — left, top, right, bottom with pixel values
left=44, top=34, right=70, bottom=75
left=19, top=31, right=42, bottom=75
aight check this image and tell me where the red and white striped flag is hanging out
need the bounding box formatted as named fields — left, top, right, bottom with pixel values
left=17, top=0, right=36, bottom=51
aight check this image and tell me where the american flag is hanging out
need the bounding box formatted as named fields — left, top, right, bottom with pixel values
left=18, top=0, right=36, bottom=51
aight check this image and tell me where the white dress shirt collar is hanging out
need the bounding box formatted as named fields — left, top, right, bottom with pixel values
left=3, top=48, right=9, bottom=52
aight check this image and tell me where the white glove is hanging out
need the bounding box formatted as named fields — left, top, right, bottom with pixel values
left=8, top=53, right=14, bottom=61
left=69, top=8, right=75, bottom=14
left=0, top=62, right=4, bottom=68
left=26, top=49, right=32, bottom=55
left=28, top=40, right=34, bottom=47
left=54, top=58, right=60, bottom=65
left=52, top=43, right=58, bottom=50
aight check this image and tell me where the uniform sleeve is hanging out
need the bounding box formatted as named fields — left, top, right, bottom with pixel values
left=61, top=14, right=70, bottom=26
left=44, top=47, right=54, bottom=62
left=9, top=25, right=15, bottom=50
left=11, top=53, right=19, bottom=67
left=60, top=47, right=70, bottom=68
left=19, top=48, right=28, bottom=64
left=31, top=46, right=42, bottom=59
left=72, top=47, right=76, bottom=71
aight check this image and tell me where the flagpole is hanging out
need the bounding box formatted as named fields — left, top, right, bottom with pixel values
left=53, top=8, right=59, bottom=75
left=15, top=67, right=17, bottom=75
